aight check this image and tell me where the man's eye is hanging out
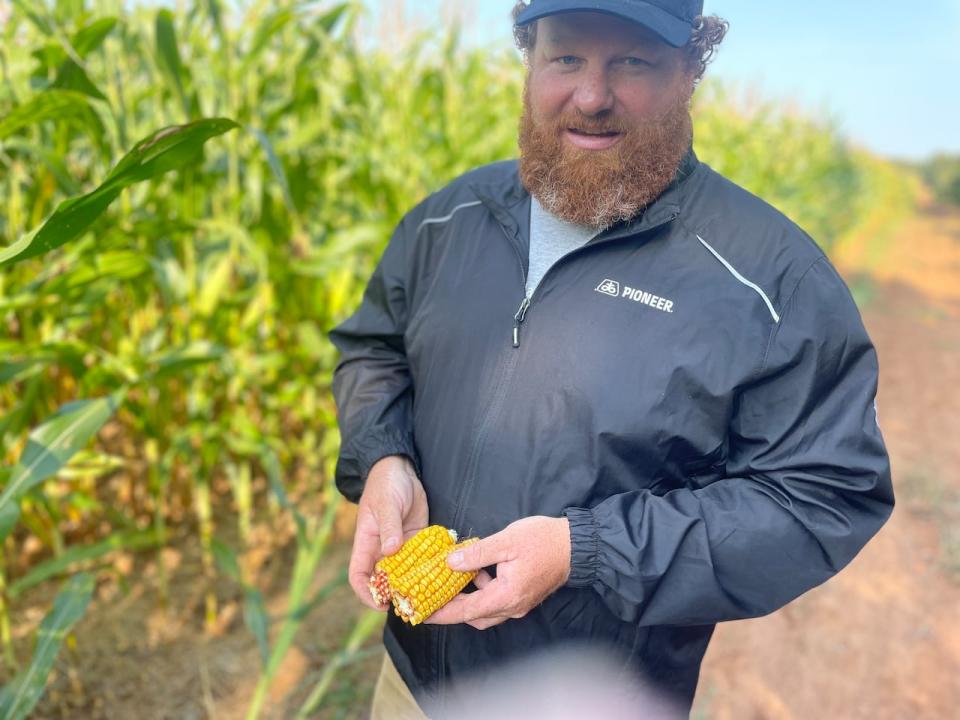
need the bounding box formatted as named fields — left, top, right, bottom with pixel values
left=622, top=57, right=652, bottom=67
left=556, top=56, right=579, bottom=65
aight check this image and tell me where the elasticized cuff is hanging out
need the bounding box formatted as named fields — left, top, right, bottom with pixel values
left=356, top=425, right=421, bottom=482
left=562, top=507, right=599, bottom=588
left=335, top=425, right=421, bottom=503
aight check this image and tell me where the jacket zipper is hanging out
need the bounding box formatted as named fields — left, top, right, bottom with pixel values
left=512, top=296, right=531, bottom=348
left=509, top=209, right=680, bottom=348
left=437, top=204, right=680, bottom=702
left=438, top=215, right=528, bottom=704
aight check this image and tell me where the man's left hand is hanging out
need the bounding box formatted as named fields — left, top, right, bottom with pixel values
left=424, top=516, right=571, bottom=630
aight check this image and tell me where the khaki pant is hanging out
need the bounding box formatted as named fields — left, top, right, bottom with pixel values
left=370, top=652, right=430, bottom=720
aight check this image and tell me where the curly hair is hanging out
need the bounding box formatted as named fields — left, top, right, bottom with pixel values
left=511, top=2, right=729, bottom=82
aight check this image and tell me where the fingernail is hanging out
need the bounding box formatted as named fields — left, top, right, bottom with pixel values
left=447, top=551, right=463, bottom=568
left=383, top=537, right=399, bottom=554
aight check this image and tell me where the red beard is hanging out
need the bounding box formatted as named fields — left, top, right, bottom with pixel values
left=518, top=81, right=693, bottom=230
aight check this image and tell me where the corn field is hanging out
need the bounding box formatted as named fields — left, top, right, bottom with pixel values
left=0, top=0, right=913, bottom=717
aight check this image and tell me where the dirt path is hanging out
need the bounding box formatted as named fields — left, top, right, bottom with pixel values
left=691, top=202, right=960, bottom=719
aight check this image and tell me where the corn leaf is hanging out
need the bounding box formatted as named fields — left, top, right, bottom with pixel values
left=42, top=18, right=117, bottom=101
left=71, top=17, right=117, bottom=57
left=0, top=358, right=47, bottom=385
left=154, top=9, right=191, bottom=119
left=195, top=252, right=234, bottom=316
left=0, top=573, right=95, bottom=720
left=209, top=539, right=271, bottom=666
left=102, top=118, right=237, bottom=188
left=0, top=89, right=102, bottom=141
left=0, top=390, right=127, bottom=515
left=251, top=127, right=298, bottom=220
left=53, top=449, right=126, bottom=481
left=145, top=341, right=226, bottom=380
left=0, top=118, right=238, bottom=269
left=52, top=60, right=108, bottom=101
left=0, top=503, right=20, bottom=544
left=240, top=7, right=295, bottom=75
left=211, top=537, right=241, bottom=581
left=244, top=588, right=270, bottom=668
left=204, top=0, right=224, bottom=41
left=261, top=445, right=307, bottom=544
left=0, top=138, right=82, bottom=195
left=8, top=528, right=164, bottom=599
left=10, top=0, right=54, bottom=36
left=317, top=3, right=353, bottom=34
left=296, top=610, right=384, bottom=718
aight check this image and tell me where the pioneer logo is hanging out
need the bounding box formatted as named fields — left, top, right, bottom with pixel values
left=595, top=279, right=621, bottom=297
left=595, top=279, right=674, bottom=313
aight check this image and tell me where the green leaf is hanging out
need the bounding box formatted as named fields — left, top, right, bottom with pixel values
left=204, top=0, right=225, bottom=40
left=71, top=17, right=117, bottom=57
left=155, top=9, right=191, bottom=118
left=261, top=445, right=307, bottom=543
left=317, top=3, right=353, bottom=34
left=295, top=321, right=328, bottom=360
left=103, top=118, right=237, bottom=187
left=195, top=252, right=234, bottom=316
left=240, top=7, right=295, bottom=75
left=251, top=127, right=299, bottom=220
left=52, top=60, right=107, bottom=101
left=11, top=0, right=54, bottom=36
left=0, top=573, right=95, bottom=720
left=46, top=17, right=117, bottom=100
left=145, top=341, right=226, bottom=380
left=343, top=609, right=386, bottom=653
left=211, top=538, right=240, bottom=581
left=8, top=528, right=163, bottom=598
left=0, top=89, right=102, bottom=141
left=54, top=449, right=126, bottom=481
left=244, top=588, right=270, bottom=667
left=0, top=390, right=127, bottom=515
left=0, top=503, right=21, bottom=543
left=296, top=610, right=384, bottom=718
left=39, top=250, right=151, bottom=295
left=30, top=43, right=67, bottom=72
left=0, top=138, right=82, bottom=195
left=0, top=118, right=238, bottom=269
left=0, top=358, right=47, bottom=385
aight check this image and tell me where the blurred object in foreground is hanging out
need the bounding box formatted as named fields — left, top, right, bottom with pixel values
left=435, top=643, right=684, bottom=720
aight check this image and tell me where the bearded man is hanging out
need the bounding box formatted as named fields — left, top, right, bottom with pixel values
left=329, top=1, right=894, bottom=718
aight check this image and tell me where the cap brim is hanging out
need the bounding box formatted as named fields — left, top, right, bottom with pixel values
left=515, top=0, right=692, bottom=48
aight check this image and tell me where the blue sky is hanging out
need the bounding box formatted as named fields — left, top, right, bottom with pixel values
left=362, top=1, right=960, bottom=160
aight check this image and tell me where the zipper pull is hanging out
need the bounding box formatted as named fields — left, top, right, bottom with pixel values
left=513, top=296, right=530, bottom=348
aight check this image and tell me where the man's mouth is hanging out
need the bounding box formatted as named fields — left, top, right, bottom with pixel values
left=565, top=127, right=623, bottom=150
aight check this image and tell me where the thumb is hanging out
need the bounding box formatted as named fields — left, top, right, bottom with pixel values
left=447, top=534, right=510, bottom=571
left=376, top=504, right=404, bottom=556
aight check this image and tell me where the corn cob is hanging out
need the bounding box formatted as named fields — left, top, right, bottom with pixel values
left=391, top=538, right=478, bottom=626
left=368, top=525, right=459, bottom=606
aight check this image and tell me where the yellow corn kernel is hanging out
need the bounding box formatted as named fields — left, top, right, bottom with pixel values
left=368, top=525, right=458, bottom=606
left=390, top=538, right=478, bottom=626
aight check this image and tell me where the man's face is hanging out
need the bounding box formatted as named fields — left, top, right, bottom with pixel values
left=519, top=12, right=695, bottom=229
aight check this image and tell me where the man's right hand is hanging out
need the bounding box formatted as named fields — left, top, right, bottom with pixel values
left=348, top=455, right=429, bottom=610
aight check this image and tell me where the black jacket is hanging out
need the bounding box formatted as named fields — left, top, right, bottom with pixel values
left=329, top=151, right=894, bottom=715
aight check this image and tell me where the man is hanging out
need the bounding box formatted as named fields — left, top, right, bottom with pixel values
left=329, top=1, right=894, bottom=717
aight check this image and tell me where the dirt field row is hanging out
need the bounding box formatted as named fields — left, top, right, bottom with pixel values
left=693, top=202, right=960, bottom=719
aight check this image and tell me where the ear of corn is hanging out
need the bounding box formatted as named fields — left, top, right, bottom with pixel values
left=390, top=538, right=478, bottom=626
left=368, top=525, right=458, bottom=606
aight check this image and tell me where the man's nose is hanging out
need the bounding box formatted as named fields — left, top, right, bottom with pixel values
left=572, top=67, right=614, bottom=116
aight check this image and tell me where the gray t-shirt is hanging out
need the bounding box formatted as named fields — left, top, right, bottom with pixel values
left=526, top=197, right=597, bottom=298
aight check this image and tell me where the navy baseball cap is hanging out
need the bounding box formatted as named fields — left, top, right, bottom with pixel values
left=514, top=0, right=703, bottom=48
